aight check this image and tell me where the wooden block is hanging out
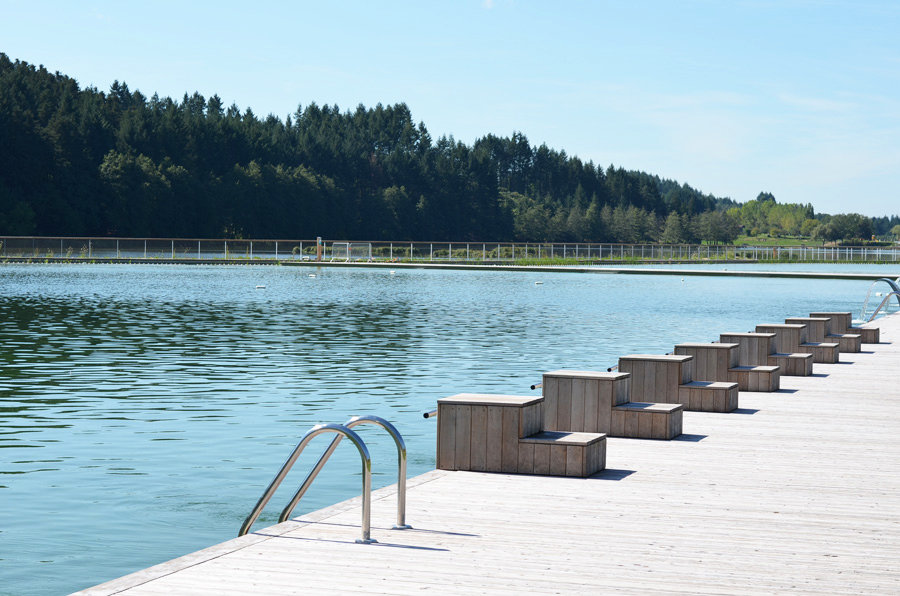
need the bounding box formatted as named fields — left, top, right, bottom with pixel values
left=688, top=387, right=701, bottom=411
left=643, top=361, right=655, bottom=401
left=469, top=405, right=487, bottom=471
left=611, top=409, right=625, bottom=436
left=549, top=445, right=567, bottom=476
left=682, top=359, right=693, bottom=385
left=614, top=376, right=630, bottom=406
left=700, top=390, right=713, bottom=412
left=661, top=360, right=675, bottom=400
left=485, top=406, right=503, bottom=472
left=517, top=441, right=534, bottom=475
left=638, top=410, right=653, bottom=439
left=532, top=443, right=550, bottom=475
left=624, top=410, right=638, bottom=437
left=672, top=410, right=683, bottom=437
left=584, top=379, right=599, bottom=433
left=501, top=407, right=519, bottom=472
left=454, top=405, right=472, bottom=471
left=659, top=361, right=672, bottom=400
left=522, top=402, right=542, bottom=437
left=623, top=360, right=641, bottom=397
left=557, top=377, right=572, bottom=431
left=437, top=404, right=456, bottom=470
left=571, top=378, right=586, bottom=432
left=543, top=377, right=558, bottom=430
left=651, top=412, right=666, bottom=439
left=565, top=445, right=583, bottom=477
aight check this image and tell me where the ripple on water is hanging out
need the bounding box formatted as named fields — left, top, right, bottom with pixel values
left=0, top=263, right=886, bottom=595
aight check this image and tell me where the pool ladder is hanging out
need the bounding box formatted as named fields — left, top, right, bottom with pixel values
left=860, top=277, right=900, bottom=322
left=238, top=415, right=410, bottom=544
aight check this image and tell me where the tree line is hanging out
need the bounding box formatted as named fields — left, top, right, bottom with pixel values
left=1, top=54, right=896, bottom=243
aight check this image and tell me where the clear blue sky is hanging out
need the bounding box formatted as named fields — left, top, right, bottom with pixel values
left=2, top=0, right=898, bottom=217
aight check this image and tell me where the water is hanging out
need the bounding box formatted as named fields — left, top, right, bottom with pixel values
left=0, top=263, right=890, bottom=595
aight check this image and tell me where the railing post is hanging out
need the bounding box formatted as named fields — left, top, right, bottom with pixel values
left=198, top=240, right=201, bottom=260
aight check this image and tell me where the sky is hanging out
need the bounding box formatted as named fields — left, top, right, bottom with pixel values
left=2, top=0, right=899, bottom=217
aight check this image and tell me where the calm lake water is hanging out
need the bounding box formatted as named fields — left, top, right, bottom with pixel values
left=1, top=263, right=897, bottom=596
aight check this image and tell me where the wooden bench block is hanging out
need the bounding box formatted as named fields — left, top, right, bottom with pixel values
left=809, top=311, right=851, bottom=333
left=542, top=370, right=629, bottom=434
left=677, top=381, right=739, bottom=412
left=828, top=333, right=861, bottom=353
left=785, top=317, right=831, bottom=342
left=610, top=402, right=683, bottom=439
left=769, top=352, right=813, bottom=376
left=437, top=394, right=543, bottom=473
left=798, top=341, right=840, bottom=363
left=719, top=332, right=778, bottom=366
left=756, top=324, right=807, bottom=352
left=673, top=343, right=739, bottom=382
left=618, top=354, right=692, bottom=403
left=727, top=365, right=781, bottom=391
left=853, top=326, right=879, bottom=343
left=519, top=431, right=607, bottom=477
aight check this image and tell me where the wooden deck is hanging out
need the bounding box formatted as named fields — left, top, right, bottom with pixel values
left=78, top=316, right=900, bottom=595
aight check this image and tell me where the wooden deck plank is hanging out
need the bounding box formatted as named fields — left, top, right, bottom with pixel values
left=77, top=317, right=899, bottom=596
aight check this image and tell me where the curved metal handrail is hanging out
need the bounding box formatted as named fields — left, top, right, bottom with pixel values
left=238, top=423, right=375, bottom=543
left=867, top=291, right=900, bottom=322
left=860, top=278, right=900, bottom=321
left=279, top=415, right=411, bottom=530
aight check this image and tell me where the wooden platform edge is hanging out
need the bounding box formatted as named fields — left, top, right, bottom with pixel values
left=72, top=470, right=450, bottom=595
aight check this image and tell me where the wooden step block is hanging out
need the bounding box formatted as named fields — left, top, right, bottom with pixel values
left=677, top=381, right=739, bottom=412
left=618, top=354, right=692, bottom=404
left=809, top=311, right=852, bottom=333
left=436, top=394, right=543, bottom=473
left=541, top=370, right=629, bottom=434
left=827, top=333, right=861, bottom=353
left=756, top=324, right=807, bottom=352
left=519, top=431, right=606, bottom=477
left=673, top=343, right=739, bottom=382
left=798, top=341, right=840, bottom=363
left=727, top=365, right=781, bottom=391
left=610, top=402, right=683, bottom=439
left=785, top=317, right=832, bottom=342
left=719, top=332, right=778, bottom=366
left=851, top=326, right=879, bottom=343
left=768, top=352, right=813, bottom=376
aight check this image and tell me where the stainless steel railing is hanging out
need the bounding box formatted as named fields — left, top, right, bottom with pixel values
left=238, top=423, right=377, bottom=543
left=278, top=415, right=411, bottom=530
left=867, top=291, right=900, bottom=322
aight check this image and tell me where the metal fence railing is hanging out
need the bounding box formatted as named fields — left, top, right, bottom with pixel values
left=2, top=237, right=899, bottom=263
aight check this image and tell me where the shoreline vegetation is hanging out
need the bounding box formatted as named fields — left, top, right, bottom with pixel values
left=2, top=54, right=899, bottom=246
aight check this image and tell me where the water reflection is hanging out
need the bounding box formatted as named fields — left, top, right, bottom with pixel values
left=0, top=263, right=878, bottom=595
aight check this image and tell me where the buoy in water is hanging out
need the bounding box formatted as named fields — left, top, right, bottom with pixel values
left=390, top=270, right=396, bottom=274
left=535, top=281, right=543, bottom=285
left=308, top=274, right=316, bottom=278
left=255, top=285, right=266, bottom=289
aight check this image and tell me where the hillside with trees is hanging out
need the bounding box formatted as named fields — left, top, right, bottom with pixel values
left=1, top=54, right=896, bottom=243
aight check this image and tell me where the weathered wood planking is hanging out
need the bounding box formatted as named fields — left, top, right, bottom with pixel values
left=543, top=370, right=681, bottom=440
left=77, top=316, right=897, bottom=596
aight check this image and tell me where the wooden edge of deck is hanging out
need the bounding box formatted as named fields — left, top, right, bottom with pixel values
left=72, top=470, right=450, bottom=595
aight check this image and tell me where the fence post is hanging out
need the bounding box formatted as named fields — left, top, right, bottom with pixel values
left=171, top=240, right=174, bottom=259
left=430, top=243, right=433, bottom=262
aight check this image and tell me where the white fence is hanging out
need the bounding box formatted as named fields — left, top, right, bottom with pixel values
left=1, top=237, right=899, bottom=263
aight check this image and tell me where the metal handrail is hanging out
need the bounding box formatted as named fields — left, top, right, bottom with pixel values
left=867, top=291, right=900, bottom=322
left=279, top=415, right=411, bottom=530
left=530, top=382, right=542, bottom=390
left=238, top=423, right=376, bottom=543
left=423, top=410, right=437, bottom=419
left=860, top=278, right=900, bottom=321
